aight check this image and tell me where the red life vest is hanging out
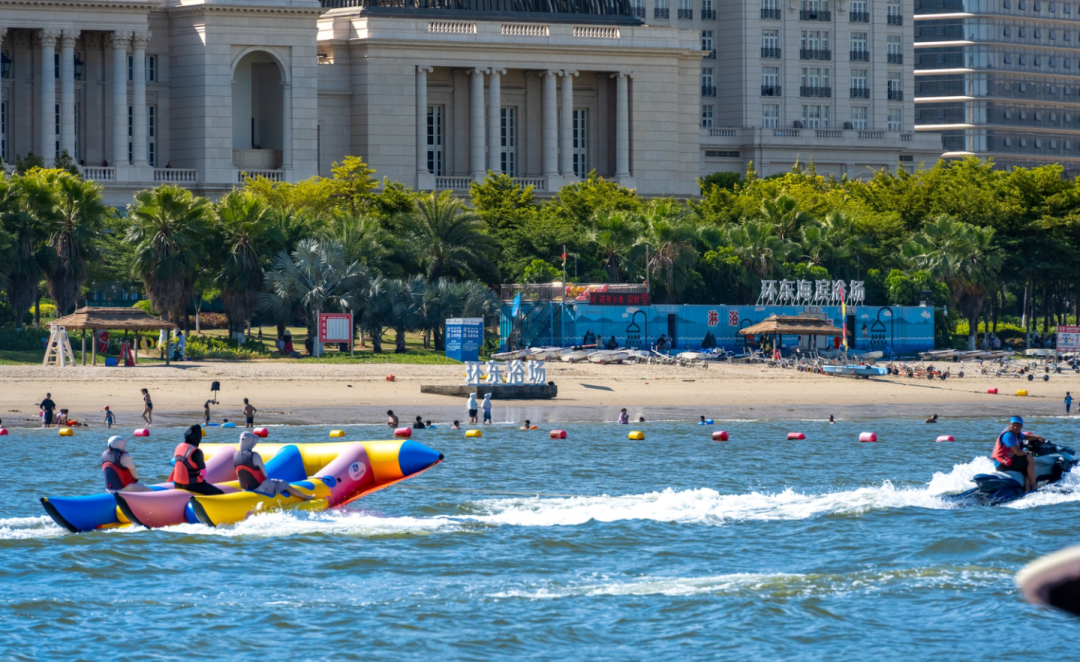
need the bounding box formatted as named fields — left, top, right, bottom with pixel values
left=992, top=429, right=1020, bottom=467
left=102, top=448, right=136, bottom=492
left=171, top=442, right=204, bottom=485
left=234, top=450, right=267, bottom=491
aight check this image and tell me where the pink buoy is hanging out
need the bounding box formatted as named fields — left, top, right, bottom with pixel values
left=987, top=387, right=998, bottom=394
left=253, top=427, right=269, bottom=438
left=134, top=428, right=150, bottom=437
left=859, top=432, right=877, bottom=443
left=712, top=430, right=729, bottom=441
left=394, top=427, right=412, bottom=438
left=550, top=430, right=567, bottom=439
left=937, top=435, right=955, bottom=443
left=787, top=432, right=806, bottom=440
left=0, top=428, right=7, bottom=436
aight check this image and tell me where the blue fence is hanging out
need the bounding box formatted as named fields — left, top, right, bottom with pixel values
left=501, top=303, right=936, bottom=354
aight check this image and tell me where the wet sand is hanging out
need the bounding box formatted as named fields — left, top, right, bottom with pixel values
left=0, top=360, right=1073, bottom=428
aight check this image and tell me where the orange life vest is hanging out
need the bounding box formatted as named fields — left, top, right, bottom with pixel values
left=171, top=442, right=204, bottom=485
left=234, top=450, right=267, bottom=491
left=102, top=448, right=136, bottom=491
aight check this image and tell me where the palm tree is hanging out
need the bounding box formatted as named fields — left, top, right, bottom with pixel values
left=395, top=191, right=497, bottom=283
left=354, top=275, right=391, bottom=353
left=634, top=202, right=698, bottom=302
left=213, top=191, right=283, bottom=341
left=38, top=170, right=110, bottom=315
left=420, top=278, right=462, bottom=350
left=1, top=174, right=60, bottom=329
left=590, top=210, right=639, bottom=283
left=902, top=215, right=1003, bottom=350
left=379, top=276, right=423, bottom=353
left=726, top=220, right=792, bottom=281
left=760, top=194, right=813, bottom=241
left=259, top=239, right=369, bottom=352
left=127, top=185, right=211, bottom=326
left=323, top=209, right=405, bottom=277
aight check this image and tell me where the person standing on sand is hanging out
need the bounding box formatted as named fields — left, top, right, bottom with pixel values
left=482, top=393, right=493, bottom=424
left=39, top=393, right=56, bottom=428
left=467, top=393, right=479, bottom=425
left=243, top=398, right=257, bottom=428
left=140, top=388, right=153, bottom=426
left=104, top=406, right=116, bottom=429
left=1066, top=392, right=1073, bottom=415
left=618, top=408, right=629, bottom=424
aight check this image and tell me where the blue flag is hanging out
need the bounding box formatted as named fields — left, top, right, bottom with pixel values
left=512, top=293, right=522, bottom=318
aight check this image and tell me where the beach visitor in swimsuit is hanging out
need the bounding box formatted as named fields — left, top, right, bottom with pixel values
left=233, top=432, right=314, bottom=500
left=413, top=416, right=426, bottom=430
left=141, top=389, right=153, bottom=426
left=104, top=406, right=116, bottom=429
left=204, top=401, right=211, bottom=425
left=618, top=408, right=629, bottom=424
left=482, top=393, right=492, bottom=424
left=40, top=393, right=56, bottom=428
left=452, top=420, right=461, bottom=430
left=387, top=410, right=399, bottom=427
left=520, top=419, right=532, bottom=430
left=243, top=398, right=257, bottom=428
left=467, top=394, right=479, bottom=425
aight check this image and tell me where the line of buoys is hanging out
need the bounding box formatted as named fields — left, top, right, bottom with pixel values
left=134, top=428, right=150, bottom=437
left=628, top=430, right=645, bottom=440
left=253, top=427, right=269, bottom=438
left=58, top=428, right=74, bottom=436
left=937, top=435, right=955, bottom=442
left=329, top=429, right=346, bottom=438
left=712, top=430, right=729, bottom=441
left=550, top=430, right=567, bottom=439
left=1017, top=389, right=1029, bottom=397
left=859, top=432, right=877, bottom=442
left=987, top=387, right=998, bottom=394
left=466, top=429, right=482, bottom=438
left=394, top=427, right=412, bottom=438
left=787, top=432, right=806, bottom=440
left=0, top=428, right=8, bottom=436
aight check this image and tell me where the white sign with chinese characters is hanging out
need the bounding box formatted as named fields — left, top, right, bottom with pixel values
left=463, top=360, right=547, bottom=386
left=758, top=279, right=865, bottom=306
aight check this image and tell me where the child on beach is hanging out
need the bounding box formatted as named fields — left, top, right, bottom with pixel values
left=618, top=408, right=629, bottom=424
left=243, top=398, right=257, bottom=428
left=56, top=409, right=70, bottom=427
left=140, top=388, right=153, bottom=427
left=482, top=393, right=493, bottom=424
left=1067, top=392, right=1073, bottom=415
left=203, top=401, right=212, bottom=425
left=104, top=406, right=116, bottom=429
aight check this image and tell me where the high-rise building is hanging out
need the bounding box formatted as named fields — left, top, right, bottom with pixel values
left=915, top=0, right=1080, bottom=175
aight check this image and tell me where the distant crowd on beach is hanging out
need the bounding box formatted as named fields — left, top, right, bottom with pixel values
left=29, top=389, right=261, bottom=430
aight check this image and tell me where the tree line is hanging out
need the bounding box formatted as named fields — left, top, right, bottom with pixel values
left=0, top=155, right=1077, bottom=352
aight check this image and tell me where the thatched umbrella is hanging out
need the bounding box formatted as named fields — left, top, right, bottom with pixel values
left=51, top=307, right=176, bottom=366
left=738, top=315, right=843, bottom=354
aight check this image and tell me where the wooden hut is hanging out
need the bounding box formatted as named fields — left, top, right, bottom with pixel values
left=50, top=307, right=176, bottom=366
left=738, top=315, right=843, bottom=354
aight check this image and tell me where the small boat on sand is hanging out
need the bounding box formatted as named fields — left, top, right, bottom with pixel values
left=588, top=350, right=629, bottom=364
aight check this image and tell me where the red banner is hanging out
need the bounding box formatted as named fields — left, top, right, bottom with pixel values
left=588, top=292, right=651, bottom=306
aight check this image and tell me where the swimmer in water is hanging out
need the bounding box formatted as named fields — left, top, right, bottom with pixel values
left=520, top=419, right=532, bottom=430
left=828, top=415, right=835, bottom=424
left=451, top=420, right=461, bottom=430
left=387, top=410, right=399, bottom=428
left=638, top=416, right=645, bottom=423
left=926, top=413, right=939, bottom=424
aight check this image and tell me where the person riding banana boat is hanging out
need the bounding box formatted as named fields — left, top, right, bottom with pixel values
left=101, top=436, right=152, bottom=493
left=234, top=431, right=314, bottom=501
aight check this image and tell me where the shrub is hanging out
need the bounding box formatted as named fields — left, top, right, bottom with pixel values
left=194, top=312, right=229, bottom=330
left=185, top=334, right=271, bottom=360
left=132, top=300, right=159, bottom=316
left=955, top=321, right=1028, bottom=342
left=0, top=326, right=50, bottom=351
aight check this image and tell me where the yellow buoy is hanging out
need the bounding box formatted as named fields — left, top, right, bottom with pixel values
left=58, top=427, right=74, bottom=437
left=465, top=429, right=482, bottom=438
left=1017, top=390, right=1029, bottom=397
left=202, top=428, right=207, bottom=437
left=628, top=430, right=645, bottom=440
left=329, top=430, right=346, bottom=438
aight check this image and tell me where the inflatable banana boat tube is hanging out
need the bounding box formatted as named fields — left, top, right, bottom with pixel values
left=40, top=440, right=442, bottom=532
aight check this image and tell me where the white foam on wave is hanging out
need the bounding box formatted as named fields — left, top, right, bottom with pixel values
left=159, top=509, right=463, bottom=539
left=491, top=566, right=1010, bottom=600
left=0, top=515, right=68, bottom=540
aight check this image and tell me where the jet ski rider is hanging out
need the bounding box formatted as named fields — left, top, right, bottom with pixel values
left=992, top=416, right=1043, bottom=493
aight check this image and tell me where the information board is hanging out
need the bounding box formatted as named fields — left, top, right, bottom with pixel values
left=588, top=292, right=651, bottom=306
left=319, top=313, right=353, bottom=343
left=1058, top=325, right=1080, bottom=351
left=445, top=317, right=484, bottom=362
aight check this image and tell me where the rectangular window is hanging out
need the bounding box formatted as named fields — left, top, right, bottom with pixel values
left=887, top=34, right=901, bottom=55
left=128, top=55, right=133, bottom=82
left=146, top=55, right=156, bottom=82
left=701, top=104, right=714, bottom=128
left=54, top=103, right=60, bottom=156
left=702, top=30, right=714, bottom=51
left=852, top=69, right=868, bottom=88
left=887, top=71, right=902, bottom=98
left=148, top=105, right=156, bottom=166
left=763, top=103, right=780, bottom=128
left=852, top=106, right=868, bottom=130
left=572, top=108, right=588, bottom=178
left=54, top=53, right=59, bottom=79
left=800, top=30, right=830, bottom=53
left=762, top=66, right=780, bottom=87
left=703, top=0, right=714, bottom=10
left=762, top=29, right=780, bottom=50
left=426, top=105, right=444, bottom=176
left=801, top=104, right=829, bottom=129
left=888, top=107, right=902, bottom=131
left=74, top=103, right=79, bottom=161
left=852, top=32, right=868, bottom=51
left=500, top=106, right=516, bottom=177
left=127, top=105, right=133, bottom=163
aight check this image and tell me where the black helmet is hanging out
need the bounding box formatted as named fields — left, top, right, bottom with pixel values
left=184, top=424, right=202, bottom=446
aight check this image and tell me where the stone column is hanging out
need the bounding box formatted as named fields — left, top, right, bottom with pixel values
left=110, top=32, right=129, bottom=166
left=416, top=65, right=431, bottom=175
left=614, top=72, right=631, bottom=178
left=39, top=30, right=60, bottom=164
left=59, top=31, right=79, bottom=159
left=542, top=71, right=557, bottom=178
left=282, top=81, right=292, bottom=169
left=488, top=68, right=504, bottom=174
left=131, top=31, right=149, bottom=167
left=560, top=70, right=577, bottom=177
left=470, top=67, right=487, bottom=180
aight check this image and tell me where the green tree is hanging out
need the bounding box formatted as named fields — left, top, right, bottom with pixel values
left=590, top=210, right=639, bottom=283
left=395, top=191, right=497, bottom=283
left=1, top=173, right=59, bottom=329
left=726, top=220, right=791, bottom=281
left=634, top=202, right=698, bottom=303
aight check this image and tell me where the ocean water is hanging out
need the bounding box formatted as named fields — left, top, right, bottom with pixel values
left=2, top=416, right=1080, bottom=661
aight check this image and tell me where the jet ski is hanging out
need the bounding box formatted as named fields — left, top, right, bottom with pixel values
left=947, top=438, right=1078, bottom=505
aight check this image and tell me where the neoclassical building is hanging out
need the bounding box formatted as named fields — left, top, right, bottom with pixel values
left=0, top=0, right=939, bottom=204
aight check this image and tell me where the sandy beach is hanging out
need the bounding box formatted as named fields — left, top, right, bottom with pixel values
left=0, top=359, right=1073, bottom=428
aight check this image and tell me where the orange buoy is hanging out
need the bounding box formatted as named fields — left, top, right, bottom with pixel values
left=386, top=375, right=396, bottom=382
left=394, top=427, right=411, bottom=438
left=987, top=387, right=998, bottom=394
left=253, top=427, right=269, bottom=438
left=550, top=430, right=567, bottom=439
left=787, top=432, right=806, bottom=440
left=859, top=432, right=877, bottom=442
left=712, top=430, right=729, bottom=441
left=0, top=428, right=7, bottom=436
left=937, top=435, right=955, bottom=442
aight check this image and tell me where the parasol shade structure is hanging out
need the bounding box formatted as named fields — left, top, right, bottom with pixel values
left=50, top=307, right=176, bottom=366
left=737, top=315, right=843, bottom=337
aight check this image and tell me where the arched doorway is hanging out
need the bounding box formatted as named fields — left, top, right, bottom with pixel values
left=232, top=50, right=284, bottom=169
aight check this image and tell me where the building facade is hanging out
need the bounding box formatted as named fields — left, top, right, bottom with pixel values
left=0, top=0, right=938, bottom=205
left=914, top=0, right=1080, bottom=175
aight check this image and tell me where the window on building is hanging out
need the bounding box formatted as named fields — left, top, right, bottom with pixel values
left=763, top=66, right=780, bottom=88
left=887, top=34, right=901, bottom=56
left=887, top=71, right=902, bottom=96
left=128, top=55, right=133, bottom=81
left=762, top=0, right=780, bottom=13
left=572, top=108, right=588, bottom=178
left=851, top=0, right=867, bottom=17
left=801, top=67, right=830, bottom=92
left=127, top=105, right=133, bottom=162
left=763, top=103, right=780, bottom=128
left=702, top=67, right=715, bottom=95
left=702, top=104, right=714, bottom=127
left=147, top=55, right=156, bottom=82
left=703, top=0, right=714, bottom=12
left=54, top=103, right=60, bottom=156
left=801, top=0, right=829, bottom=11
left=1004, top=26, right=1011, bottom=36
left=802, top=104, right=830, bottom=129
left=74, top=103, right=80, bottom=161
left=499, top=107, right=516, bottom=177
left=887, top=0, right=901, bottom=17
left=702, top=30, right=714, bottom=51
left=54, top=53, right=60, bottom=79
left=148, top=105, right=156, bottom=166
left=1019, top=27, right=1026, bottom=37
left=762, top=29, right=780, bottom=52
left=801, top=30, right=830, bottom=54
left=852, top=106, right=868, bottom=130
left=852, top=32, right=868, bottom=52
left=888, top=107, right=901, bottom=131
left=1035, top=28, right=1041, bottom=38
left=1, top=101, right=6, bottom=162
left=426, top=105, right=444, bottom=176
